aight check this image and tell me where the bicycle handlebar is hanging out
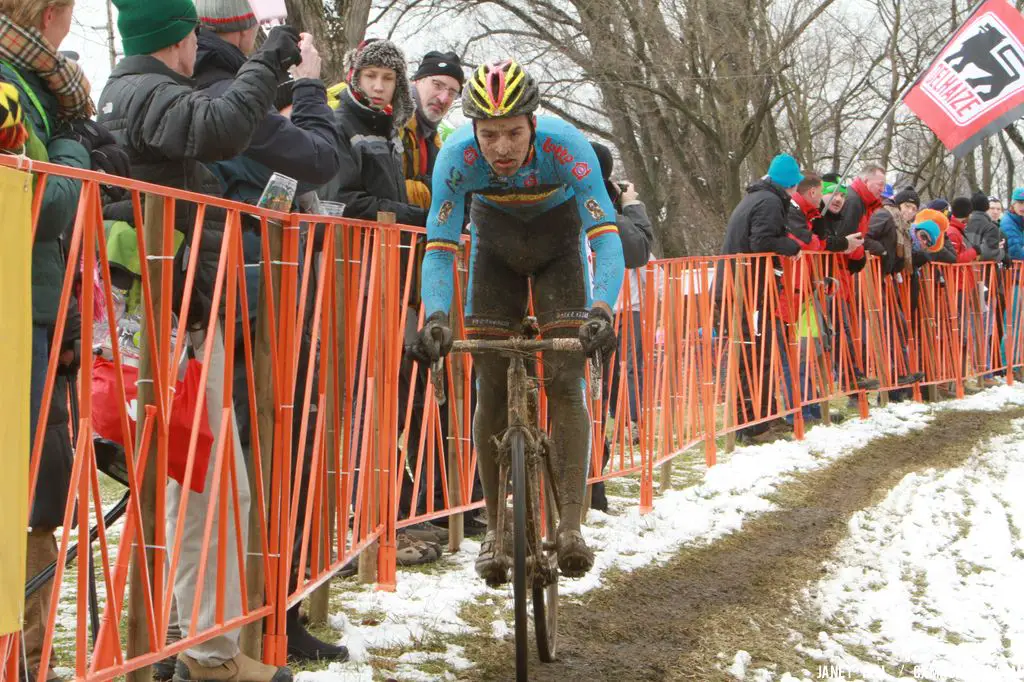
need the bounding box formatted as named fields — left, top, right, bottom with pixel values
left=449, top=338, right=584, bottom=354
left=429, top=339, right=600, bottom=406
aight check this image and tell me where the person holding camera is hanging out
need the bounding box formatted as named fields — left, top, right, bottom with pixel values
left=589, top=142, right=653, bottom=511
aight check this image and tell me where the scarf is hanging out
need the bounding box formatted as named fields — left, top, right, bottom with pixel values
left=792, top=191, right=822, bottom=222
left=849, top=177, right=882, bottom=235
left=0, top=12, right=96, bottom=123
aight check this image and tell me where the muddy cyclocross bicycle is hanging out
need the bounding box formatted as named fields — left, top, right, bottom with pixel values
left=431, top=318, right=601, bottom=682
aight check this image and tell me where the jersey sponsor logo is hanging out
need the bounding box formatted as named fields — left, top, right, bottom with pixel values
left=524, top=172, right=538, bottom=188
left=584, top=198, right=606, bottom=221
left=541, top=137, right=573, bottom=165
left=437, top=200, right=454, bottom=225
left=445, top=167, right=464, bottom=192
left=464, top=146, right=479, bottom=166
left=572, top=162, right=592, bottom=181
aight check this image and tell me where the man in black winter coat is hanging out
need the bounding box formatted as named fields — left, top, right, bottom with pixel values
left=190, top=0, right=347, bottom=664
left=722, top=156, right=802, bottom=258
left=99, top=2, right=302, bottom=681
left=965, top=191, right=1006, bottom=262
left=721, top=154, right=802, bottom=441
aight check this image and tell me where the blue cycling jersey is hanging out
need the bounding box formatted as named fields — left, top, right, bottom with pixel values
left=420, top=116, right=625, bottom=317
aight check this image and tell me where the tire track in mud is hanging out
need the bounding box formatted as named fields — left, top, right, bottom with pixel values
left=460, top=408, right=1024, bottom=682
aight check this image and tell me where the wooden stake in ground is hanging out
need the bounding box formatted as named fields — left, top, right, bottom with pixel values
left=238, top=221, right=283, bottom=656
left=126, top=195, right=166, bottom=682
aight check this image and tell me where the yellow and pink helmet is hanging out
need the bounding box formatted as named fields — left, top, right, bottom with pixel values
left=463, top=59, right=540, bottom=120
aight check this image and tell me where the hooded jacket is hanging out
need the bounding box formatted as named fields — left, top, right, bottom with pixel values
left=192, top=29, right=342, bottom=205
left=722, top=178, right=800, bottom=257
left=318, top=87, right=426, bottom=226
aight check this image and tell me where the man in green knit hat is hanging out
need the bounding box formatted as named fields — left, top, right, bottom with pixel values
left=98, top=2, right=303, bottom=681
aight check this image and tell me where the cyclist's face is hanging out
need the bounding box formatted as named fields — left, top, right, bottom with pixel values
left=476, top=116, right=532, bottom=176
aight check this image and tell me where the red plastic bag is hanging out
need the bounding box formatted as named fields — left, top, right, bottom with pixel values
left=92, top=357, right=215, bottom=493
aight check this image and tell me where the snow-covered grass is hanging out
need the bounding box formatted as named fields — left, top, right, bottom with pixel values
left=297, top=383, right=1024, bottom=680
left=763, top=415, right=1024, bottom=681
left=45, top=383, right=1024, bottom=680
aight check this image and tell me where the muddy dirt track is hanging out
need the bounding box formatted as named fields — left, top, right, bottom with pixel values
left=460, top=408, right=1024, bottom=682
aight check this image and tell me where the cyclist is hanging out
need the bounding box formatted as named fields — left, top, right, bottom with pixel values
left=414, top=59, right=624, bottom=583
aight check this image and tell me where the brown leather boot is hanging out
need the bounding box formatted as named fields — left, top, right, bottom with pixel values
left=172, top=652, right=292, bottom=682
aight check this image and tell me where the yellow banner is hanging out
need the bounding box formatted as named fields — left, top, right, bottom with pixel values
left=0, top=165, right=32, bottom=635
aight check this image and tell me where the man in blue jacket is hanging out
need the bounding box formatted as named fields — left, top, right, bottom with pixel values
left=1001, top=188, right=1024, bottom=262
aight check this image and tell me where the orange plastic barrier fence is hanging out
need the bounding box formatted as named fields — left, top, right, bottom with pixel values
left=2, top=153, right=1023, bottom=682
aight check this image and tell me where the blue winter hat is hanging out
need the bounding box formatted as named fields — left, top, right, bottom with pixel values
left=927, top=198, right=951, bottom=215
left=1012, top=187, right=1024, bottom=202
left=766, top=154, right=803, bottom=189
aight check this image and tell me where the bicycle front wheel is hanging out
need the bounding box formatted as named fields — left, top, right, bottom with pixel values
left=533, top=470, right=559, bottom=662
left=510, top=429, right=530, bottom=681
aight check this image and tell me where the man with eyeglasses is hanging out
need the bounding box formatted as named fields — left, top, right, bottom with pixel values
left=402, top=51, right=464, bottom=210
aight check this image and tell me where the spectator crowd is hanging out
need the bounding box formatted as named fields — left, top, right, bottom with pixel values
left=723, top=153, right=1024, bottom=441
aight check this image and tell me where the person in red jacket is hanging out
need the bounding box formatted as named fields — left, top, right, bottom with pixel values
left=944, top=197, right=979, bottom=263
left=782, top=173, right=863, bottom=423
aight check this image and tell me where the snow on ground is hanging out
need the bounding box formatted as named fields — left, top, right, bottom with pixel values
left=300, top=383, right=1024, bottom=681
left=746, top=415, right=1024, bottom=681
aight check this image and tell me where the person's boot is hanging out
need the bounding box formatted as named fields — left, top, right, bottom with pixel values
left=152, top=656, right=177, bottom=681
left=173, top=652, right=292, bottom=682
left=285, top=606, right=349, bottom=663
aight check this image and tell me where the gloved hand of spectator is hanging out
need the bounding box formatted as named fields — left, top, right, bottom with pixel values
left=253, top=26, right=303, bottom=81
left=578, top=306, right=616, bottom=359
left=414, top=311, right=453, bottom=363
left=91, top=143, right=130, bottom=178
left=55, top=118, right=116, bottom=154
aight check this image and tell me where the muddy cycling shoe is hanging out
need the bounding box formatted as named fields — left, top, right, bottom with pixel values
left=556, top=529, right=594, bottom=578
left=475, top=529, right=512, bottom=586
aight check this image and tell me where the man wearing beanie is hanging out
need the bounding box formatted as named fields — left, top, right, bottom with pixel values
left=965, top=190, right=1006, bottom=262
left=188, top=0, right=348, bottom=665
left=402, top=50, right=464, bottom=209
left=947, top=197, right=979, bottom=263
left=192, top=0, right=341, bottom=205
left=866, top=185, right=925, bottom=389
left=722, top=154, right=801, bottom=441
left=98, top=3, right=302, bottom=681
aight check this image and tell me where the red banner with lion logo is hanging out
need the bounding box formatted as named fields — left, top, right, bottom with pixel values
left=904, top=0, right=1024, bottom=157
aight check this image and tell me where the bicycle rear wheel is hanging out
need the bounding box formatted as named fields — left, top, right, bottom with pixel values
left=533, top=470, right=559, bottom=662
left=510, top=430, right=530, bottom=682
